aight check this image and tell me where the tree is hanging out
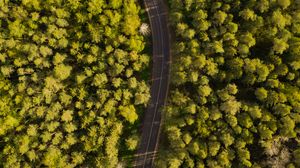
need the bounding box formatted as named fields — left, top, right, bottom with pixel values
left=205, top=60, right=218, bottom=76
left=239, top=9, right=256, bottom=21
left=237, top=148, right=252, bottom=167
left=54, top=64, right=72, bottom=80
left=226, top=114, right=238, bottom=127
left=71, top=152, right=85, bottom=165
left=183, top=29, right=196, bottom=39
left=0, top=115, right=19, bottom=135
left=256, top=0, right=269, bottom=13
left=87, top=0, right=104, bottom=15
left=258, top=124, right=274, bottom=139
left=27, top=125, right=38, bottom=136
left=294, top=148, right=300, bottom=166
left=93, top=73, right=108, bottom=87
left=255, top=88, right=268, bottom=101
left=217, top=150, right=230, bottom=167
left=39, top=46, right=53, bottom=57
left=238, top=44, right=250, bottom=55
left=168, top=158, right=182, bottom=168
left=189, top=71, right=199, bottom=82
left=277, top=0, right=291, bottom=9
left=238, top=113, right=253, bottom=128
left=184, top=0, right=193, bottom=11
left=58, top=38, right=68, bottom=48
left=195, top=20, right=211, bottom=31
left=42, top=146, right=62, bottom=167
left=280, top=116, right=296, bottom=138
left=226, top=84, right=238, bottom=95
left=188, top=141, right=207, bottom=159
left=198, top=85, right=212, bottom=97
left=214, top=11, right=227, bottom=25
left=128, top=77, right=137, bottom=88
left=61, top=110, right=73, bottom=122
left=184, top=103, right=197, bottom=114
left=211, top=41, right=224, bottom=53
left=273, top=104, right=291, bottom=116
left=208, top=141, right=220, bottom=156
left=123, top=15, right=140, bottom=35
left=239, top=33, right=256, bottom=47
left=8, top=20, right=25, bottom=38
left=53, top=53, right=66, bottom=65
left=119, top=105, right=138, bottom=124
left=139, top=23, right=150, bottom=36
left=248, top=106, right=262, bottom=119
left=256, top=64, right=270, bottom=82
left=272, top=10, right=291, bottom=29
left=220, top=99, right=241, bottom=115
left=220, top=133, right=234, bottom=147
left=210, top=107, right=222, bottom=121
left=110, top=0, right=122, bottom=9
left=192, top=9, right=207, bottom=20
left=273, top=38, right=289, bottom=54
left=172, top=70, right=187, bottom=85
left=125, top=135, right=139, bottom=151
left=1, top=66, right=14, bottom=77
left=182, top=133, right=192, bottom=144
left=193, top=55, right=206, bottom=69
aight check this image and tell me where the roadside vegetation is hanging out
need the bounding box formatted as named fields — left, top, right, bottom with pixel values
left=0, top=0, right=150, bottom=167
left=159, top=0, right=300, bottom=167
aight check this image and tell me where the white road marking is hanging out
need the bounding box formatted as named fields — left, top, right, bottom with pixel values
left=146, top=5, right=158, bottom=11
left=151, top=77, right=163, bottom=81
left=149, top=12, right=168, bottom=18
left=156, top=54, right=164, bottom=58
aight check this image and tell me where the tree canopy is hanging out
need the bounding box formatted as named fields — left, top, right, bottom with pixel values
left=0, top=0, right=150, bottom=167
left=159, top=0, right=300, bottom=167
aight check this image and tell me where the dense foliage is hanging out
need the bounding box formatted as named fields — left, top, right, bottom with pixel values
left=0, top=0, right=150, bottom=167
left=159, top=0, right=300, bottom=167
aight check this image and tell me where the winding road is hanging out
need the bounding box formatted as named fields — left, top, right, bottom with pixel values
left=134, top=0, right=170, bottom=167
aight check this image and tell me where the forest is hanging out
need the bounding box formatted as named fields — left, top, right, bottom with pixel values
left=158, top=0, right=300, bottom=168
left=2, top=0, right=300, bottom=167
left=0, top=0, right=150, bottom=167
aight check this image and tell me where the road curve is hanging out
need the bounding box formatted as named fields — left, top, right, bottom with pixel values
left=134, top=0, right=170, bottom=167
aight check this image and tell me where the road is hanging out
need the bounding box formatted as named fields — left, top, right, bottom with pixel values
left=134, top=0, right=170, bottom=167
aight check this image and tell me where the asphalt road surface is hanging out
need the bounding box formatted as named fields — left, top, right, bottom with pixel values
left=134, top=0, right=170, bottom=167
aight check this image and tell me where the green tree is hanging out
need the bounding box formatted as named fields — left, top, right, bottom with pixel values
left=208, top=141, right=220, bottom=156
left=42, top=146, right=62, bottom=167
left=294, top=148, right=300, bottom=166
left=119, top=105, right=138, bottom=124
left=123, top=15, right=140, bottom=35
left=87, top=0, right=104, bottom=15
left=218, top=150, right=231, bottom=167
left=248, top=106, right=262, bottom=119
left=93, top=73, right=108, bottom=87
left=273, top=38, right=289, bottom=54
left=125, top=135, right=139, bottom=151
left=214, top=11, right=227, bottom=24
left=272, top=10, right=291, bottom=29
left=220, top=133, right=234, bottom=147
left=54, top=64, right=72, bottom=80
left=280, top=116, right=296, bottom=138
left=277, top=0, right=291, bottom=9
left=238, top=113, right=253, bottom=128
left=237, top=148, right=252, bottom=167
left=220, top=99, right=241, bottom=115
left=198, top=85, right=212, bottom=97
left=255, top=88, right=268, bottom=101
